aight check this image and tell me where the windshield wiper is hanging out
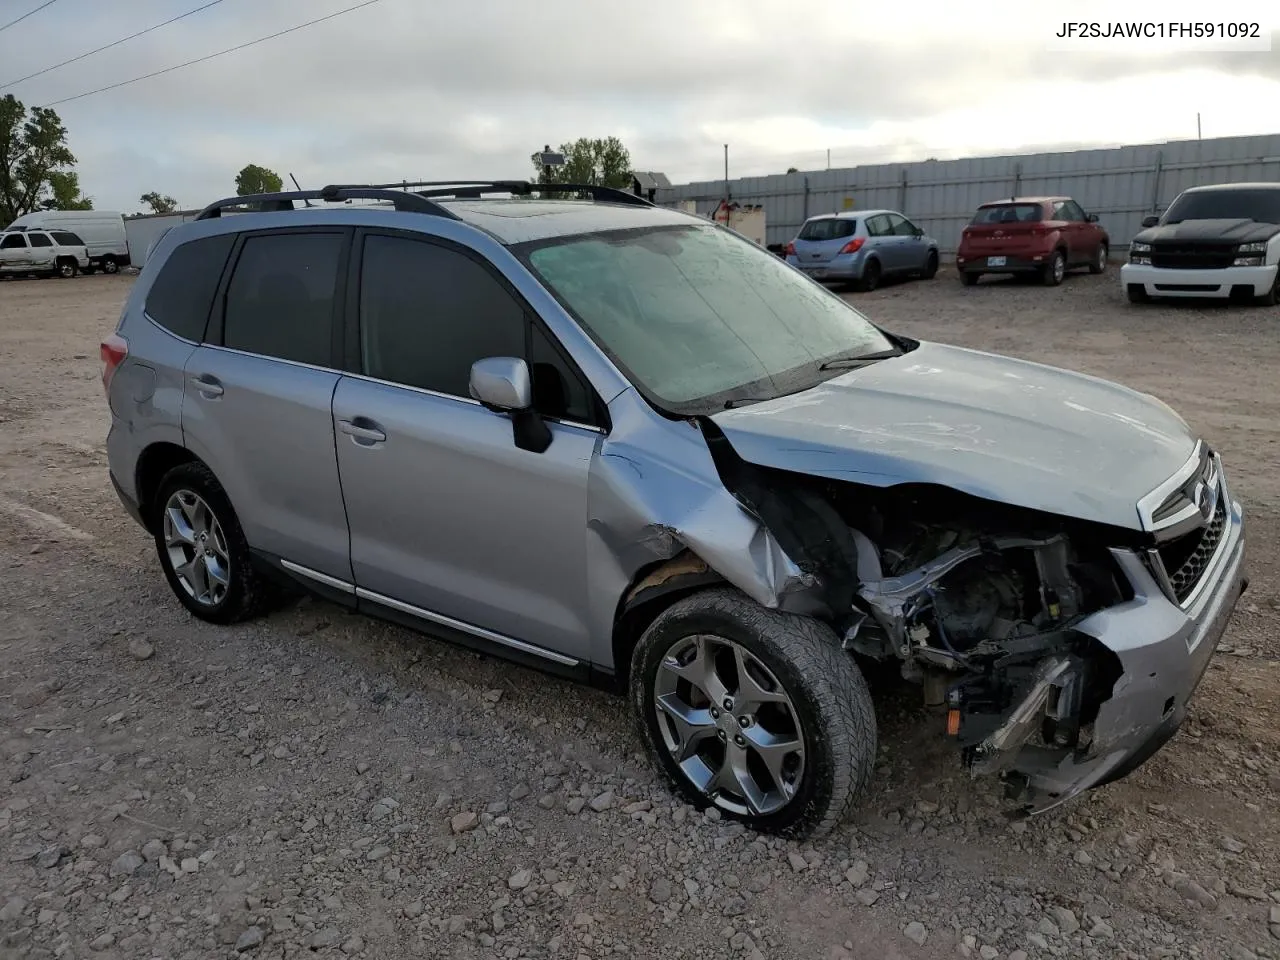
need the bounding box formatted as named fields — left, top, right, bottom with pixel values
left=818, top=348, right=902, bottom=371
left=722, top=396, right=774, bottom=409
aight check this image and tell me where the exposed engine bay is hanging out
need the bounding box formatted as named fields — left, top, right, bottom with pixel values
left=698, top=428, right=1147, bottom=807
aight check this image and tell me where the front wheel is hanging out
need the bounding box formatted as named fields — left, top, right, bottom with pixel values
left=630, top=588, right=877, bottom=838
left=101, top=257, right=120, bottom=275
left=921, top=250, right=938, bottom=279
left=1089, top=243, right=1108, bottom=274
left=1042, top=249, right=1066, bottom=286
left=1126, top=283, right=1151, bottom=304
left=56, top=259, right=77, bottom=279
left=152, top=462, right=270, bottom=624
left=1255, top=270, right=1279, bottom=307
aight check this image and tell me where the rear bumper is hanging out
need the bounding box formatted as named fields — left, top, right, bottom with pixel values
left=111, top=470, right=148, bottom=531
left=1120, top=261, right=1277, bottom=298
left=956, top=253, right=1051, bottom=274
left=1014, top=483, right=1246, bottom=812
left=788, top=252, right=867, bottom=281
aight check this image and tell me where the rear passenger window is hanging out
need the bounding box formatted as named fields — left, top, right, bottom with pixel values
left=223, top=232, right=342, bottom=367
left=28, top=233, right=52, bottom=247
left=358, top=235, right=525, bottom=398
left=145, top=234, right=234, bottom=342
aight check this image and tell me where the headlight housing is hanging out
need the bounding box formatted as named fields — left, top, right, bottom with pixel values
left=1237, top=241, right=1267, bottom=254
left=1130, top=242, right=1152, bottom=254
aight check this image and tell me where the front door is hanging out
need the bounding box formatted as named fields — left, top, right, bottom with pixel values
left=333, top=230, right=602, bottom=663
left=0, top=232, right=30, bottom=272
left=887, top=213, right=925, bottom=271
left=181, top=227, right=353, bottom=584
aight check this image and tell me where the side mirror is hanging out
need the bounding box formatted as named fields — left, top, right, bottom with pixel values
left=913, top=227, right=923, bottom=237
left=1085, top=213, right=1099, bottom=223
left=469, top=357, right=551, bottom=454
left=1141, top=215, right=1160, bottom=228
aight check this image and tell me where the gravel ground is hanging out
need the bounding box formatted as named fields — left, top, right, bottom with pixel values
left=1, top=268, right=1278, bottom=960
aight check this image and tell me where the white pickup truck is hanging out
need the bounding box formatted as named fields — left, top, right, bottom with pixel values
left=0, top=229, right=91, bottom=278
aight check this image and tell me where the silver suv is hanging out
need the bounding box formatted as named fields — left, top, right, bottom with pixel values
left=104, top=180, right=1247, bottom=837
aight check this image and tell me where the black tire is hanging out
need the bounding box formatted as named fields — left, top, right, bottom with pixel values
left=630, top=587, right=877, bottom=838
left=858, top=258, right=882, bottom=292
left=55, top=259, right=77, bottom=279
left=921, top=250, right=938, bottom=279
left=1126, top=284, right=1151, bottom=304
left=1088, top=243, right=1108, bottom=275
left=151, top=462, right=269, bottom=625
left=101, top=257, right=120, bottom=275
left=960, top=271, right=979, bottom=286
left=1042, top=249, right=1066, bottom=286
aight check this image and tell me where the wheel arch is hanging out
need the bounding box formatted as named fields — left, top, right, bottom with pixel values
left=134, top=442, right=205, bottom=533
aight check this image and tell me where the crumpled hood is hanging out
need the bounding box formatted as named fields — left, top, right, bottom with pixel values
left=710, top=341, right=1197, bottom=531
left=1134, top=219, right=1280, bottom=245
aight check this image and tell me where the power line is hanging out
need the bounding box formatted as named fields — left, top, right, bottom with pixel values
left=0, top=0, right=58, bottom=34
left=39, top=0, right=387, bottom=108
left=1, top=0, right=227, bottom=92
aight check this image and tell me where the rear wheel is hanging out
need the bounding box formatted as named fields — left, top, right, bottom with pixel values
left=630, top=588, right=877, bottom=838
left=1088, top=243, right=1108, bottom=274
left=921, top=250, right=938, bottom=279
left=859, top=258, right=882, bottom=292
left=960, top=271, right=979, bottom=286
left=1042, top=249, right=1066, bottom=286
left=101, top=257, right=120, bottom=275
left=152, top=462, right=270, bottom=624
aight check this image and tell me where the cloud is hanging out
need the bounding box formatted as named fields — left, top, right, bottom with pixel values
left=1, top=0, right=1275, bottom=211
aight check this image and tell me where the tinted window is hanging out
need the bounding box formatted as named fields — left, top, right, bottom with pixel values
left=530, top=323, right=593, bottom=423
left=0, top=233, right=26, bottom=249
left=145, top=234, right=235, bottom=342
left=1162, top=188, right=1280, bottom=225
left=52, top=231, right=83, bottom=245
left=223, top=232, right=342, bottom=366
left=972, top=204, right=1043, bottom=224
left=28, top=232, right=53, bottom=247
left=889, top=214, right=916, bottom=236
left=358, top=235, right=525, bottom=398
left=524, top=224, right=895, bottom=414
left=797, top=218, right=856, bottom=241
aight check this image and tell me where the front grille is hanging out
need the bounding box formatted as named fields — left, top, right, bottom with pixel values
left=1150, top=244, right=1236, bottom=270
left=1156, top=494, right=1227, bottom=604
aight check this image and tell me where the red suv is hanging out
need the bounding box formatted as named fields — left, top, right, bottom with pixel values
left=956, top=197, right=1109, bottom=287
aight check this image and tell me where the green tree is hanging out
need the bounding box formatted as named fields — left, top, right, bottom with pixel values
left=234, top=163, right=283, bottom=196
left=531, top=137, right=632, bottom=190
left=45, top=171, right=92, bottom=210
left=0, top=93, right=78, bottom=224
left=140, top=191, right=178, bottom=214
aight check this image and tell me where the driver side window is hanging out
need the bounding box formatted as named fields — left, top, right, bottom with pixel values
left=889, top=214, right=917, bottom=236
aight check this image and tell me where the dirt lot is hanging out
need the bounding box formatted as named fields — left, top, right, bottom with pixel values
left=1, top=268, right=1278, bottom=960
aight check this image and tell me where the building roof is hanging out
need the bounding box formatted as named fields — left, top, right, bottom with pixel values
left=633, top=171, right=671, bottom=191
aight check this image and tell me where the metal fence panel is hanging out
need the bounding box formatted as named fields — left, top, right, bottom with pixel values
left=657, top=133, right=1280, bottom=253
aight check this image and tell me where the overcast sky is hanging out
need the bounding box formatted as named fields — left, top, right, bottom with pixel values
left=2, top=0, right=1278, bottom=213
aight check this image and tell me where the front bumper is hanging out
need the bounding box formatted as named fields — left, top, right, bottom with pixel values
left=1012, top=481, right=1246, bottom=812
left=1121, top=261, right=1277, bottom=298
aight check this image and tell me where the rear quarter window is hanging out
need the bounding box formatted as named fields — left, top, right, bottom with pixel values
left=28, top=233, right=53, bottom=247
left=144, top=234, right=235, bottom=342
left=51, top=231, right=83, bottom=245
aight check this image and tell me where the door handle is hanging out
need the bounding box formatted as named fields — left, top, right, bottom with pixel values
left=190, top=374, right=224, bottom=398
left=338, top=418, right=386, bottom=445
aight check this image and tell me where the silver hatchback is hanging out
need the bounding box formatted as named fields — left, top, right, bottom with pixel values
left=104, top=181, right=1246, bottom=838
left=785, top=210, right=939, bottom=291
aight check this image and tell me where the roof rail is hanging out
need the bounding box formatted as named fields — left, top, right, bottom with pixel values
left=193, top=186, right=463, bottom=221
left=372, top=180, right=656, bottom=208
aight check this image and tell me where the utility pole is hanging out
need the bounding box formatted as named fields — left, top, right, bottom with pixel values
left=827, top=148, right=830, bottom=170
left=723, top=144, right=730, bottom=209
left=1196, top=113, right=1202, bottom=139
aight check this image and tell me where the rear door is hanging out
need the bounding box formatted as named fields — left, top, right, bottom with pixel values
left=181, top=227, right=353, bottom=585
left=0, top=232, right=30, bottom=272
left=332, top=229, right=601, bottom=663
left=26, top=231, right=55, bottom=270
left=791, top=217, right=857, bottom=269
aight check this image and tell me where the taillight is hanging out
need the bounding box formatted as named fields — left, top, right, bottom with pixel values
left=784, top=241, right=796, bottom=256
left=100, top=333, right=128, bottom=395
left=838, top=237, right=865, bottom=255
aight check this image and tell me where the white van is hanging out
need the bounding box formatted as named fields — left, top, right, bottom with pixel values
left=5, top=210, right=129, bottom=274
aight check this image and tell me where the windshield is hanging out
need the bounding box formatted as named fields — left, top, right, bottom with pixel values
left=797, top=218, right=857, bottom=241
left=1162, top=188, right=1280, bottom=225
left=971, top=204, right=1043, bottom=224
left=521, top=224, right=896, bottom=413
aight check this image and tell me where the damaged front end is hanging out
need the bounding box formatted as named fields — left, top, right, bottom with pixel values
left=697, top=426, right=1248, bottom=813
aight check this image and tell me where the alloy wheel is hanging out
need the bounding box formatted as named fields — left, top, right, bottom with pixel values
left=162, top=489, right=231, bottom=606
left=1053, top=253, right=1066, bottom=283
left=652, top=633, right=805, bottom=817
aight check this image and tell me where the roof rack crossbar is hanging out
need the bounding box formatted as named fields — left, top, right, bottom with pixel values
left=373, top=179, right=655, bottom=208
left=193, top=187, right=463, bottom=221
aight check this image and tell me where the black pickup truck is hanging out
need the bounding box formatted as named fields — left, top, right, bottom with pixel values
left=1120, top=182, right=1280, bottom=306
